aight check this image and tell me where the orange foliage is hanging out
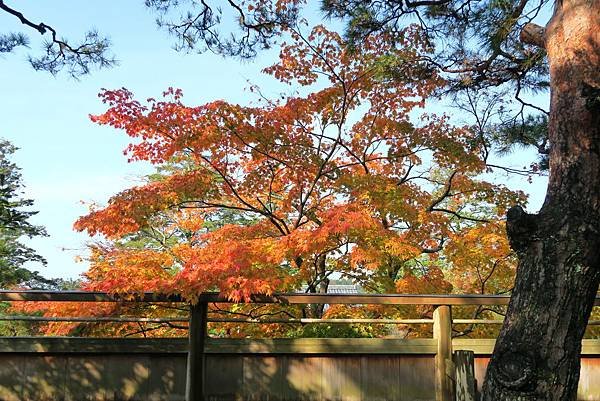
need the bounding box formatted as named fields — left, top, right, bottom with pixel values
left=444, top=221, right=516, bottom=295
left=77, top=24, right=522, bottom=301
left=23, top=24, right=525, bottom=336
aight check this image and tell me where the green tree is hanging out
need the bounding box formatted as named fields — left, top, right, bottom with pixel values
left=0, top=139, right=49, bottom=288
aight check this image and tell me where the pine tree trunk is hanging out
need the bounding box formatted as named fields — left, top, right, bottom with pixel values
left=481, top=1, right=600, bottom=400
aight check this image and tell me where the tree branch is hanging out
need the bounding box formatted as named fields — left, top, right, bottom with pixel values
left=0, top=1, right=115, bottom=76
left=520, top=23, right=546, bottom=48
left=0, top=1, right=47, bottom=35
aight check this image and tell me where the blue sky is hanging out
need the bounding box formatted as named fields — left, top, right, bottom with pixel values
left=1, top=1, right=549, bottom=280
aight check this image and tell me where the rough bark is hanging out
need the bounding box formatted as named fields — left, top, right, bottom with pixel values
left=481, top=1, right=600, bottom=400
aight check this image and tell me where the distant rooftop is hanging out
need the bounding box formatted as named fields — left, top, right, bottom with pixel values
left=299, top=284, right=362, bottom=294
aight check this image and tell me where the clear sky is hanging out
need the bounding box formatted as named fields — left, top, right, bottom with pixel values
left=1, top=1, right=549, bottom=280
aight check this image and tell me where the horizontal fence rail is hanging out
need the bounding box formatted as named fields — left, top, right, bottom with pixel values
left=0, top=290, right=526, bottom=304
left=2, top=290, right=598, bottom=305
left=0, top=316, right=190, bottom=323
left=2, top=290, right=598, bottom=327
left=4, top=315, right=600, bottom=325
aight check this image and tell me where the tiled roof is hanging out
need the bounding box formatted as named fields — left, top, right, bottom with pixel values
left=327, top=285, right=361, bottom=294
left=299, top=284, right=362, bottom=294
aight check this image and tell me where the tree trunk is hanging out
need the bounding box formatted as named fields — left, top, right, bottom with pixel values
left=303, top=254, right=330, bottom=318
left=481, top=1, right=600, bottom=400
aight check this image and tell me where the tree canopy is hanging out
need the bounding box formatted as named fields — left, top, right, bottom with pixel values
left=16, top=21, right=525, bottom=339
left=71, top=24, right=521, bottom=302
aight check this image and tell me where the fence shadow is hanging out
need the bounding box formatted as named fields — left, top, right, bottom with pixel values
left=0, top=337, right=440, bottom=401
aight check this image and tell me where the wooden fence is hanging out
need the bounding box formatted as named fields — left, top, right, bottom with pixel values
left=0, top=291, right=599, bottom=401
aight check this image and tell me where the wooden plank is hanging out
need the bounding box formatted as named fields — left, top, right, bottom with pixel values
left=208, top=317, right=435, bottom=324
left=452, top=319, right=503, bottom=324
left=21, top=355, right=68, bottom=401
left=242, top=356, right=282, bottom=401
left=65, top=354, right=152, bottom=401
left=0, top=290, right=183, bottom=302
left=271, top=293, right=512, bottom=305
left=433, top=305, right=453, bottom=401
left=0, top=316, right=188, bottom=323
left=454, top=351, right=476, bottom=401
left=582, top=340, right=600, bottom=355
left=67, top=354, right=152, bottom=401
left=0, top=337, right=188, bottom=354
left=5, top=290, right=600, bottom=308
left=360, top=355, right=402, bottom=401
left=204, top=355, right=243, bottom=401
left=205, top=338, right=438, bottom=354
left=64, top=355, right=107, bottom=401
left=399, top=355, right=436, bottom=401
left=321, top=356, right=362, bottom=401
left=283, top=355, right=323, bottom=401
left=453, top=339, right=496, bottom=355
left=100, top=354, right=151, bottom=400
left=578, top=357, right=600, bottom=400
left=0, top=290, right=518, bottom=305
left=31, top=316, right=600, bottom=326
left=18, top=316, right=600, bottom=326
left=1, top=337, right=600, bottom=357
left=473, top=357, right=489, bottom=398
left=455, top=339, right=600, bottom=355
left=0, top=337, right=437, bottom=355
left=186, top=302, right=208, bottom=401
left=147, top=355, right=187, bottom=401
left=0, top=354, right=25, bottom=401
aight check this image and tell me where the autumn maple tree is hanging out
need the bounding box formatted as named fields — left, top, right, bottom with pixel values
left=19, top=21, right=523, bottom=340
left=68, top=24, right=518, bottom=312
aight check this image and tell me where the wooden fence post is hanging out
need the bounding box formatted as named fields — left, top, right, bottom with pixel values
left=454, top=350, right=476, bottom=401
left=433, top=305, right=453, bottom=401
left=186, top=301, right=208, bottom=401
